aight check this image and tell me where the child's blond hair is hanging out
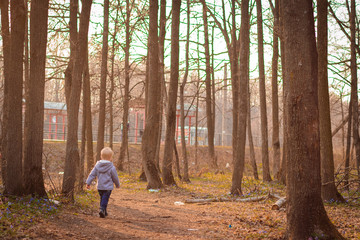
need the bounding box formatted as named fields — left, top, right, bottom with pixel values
left=101, top=147, right=114, bottom=160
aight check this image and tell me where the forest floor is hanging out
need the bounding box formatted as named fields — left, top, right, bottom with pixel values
left=3, top=172, right=359, bottom=240
left=1, top=143, right=360, bottom=239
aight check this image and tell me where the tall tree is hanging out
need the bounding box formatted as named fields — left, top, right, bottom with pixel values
left=62, top=0, right=92, bottom=198
left=349, top=0, right=360, bottom=189
left=180, top=0, right=191, bottom=183
left=256, top=0, right=271, bottom=182
left=247, top=90, right=259, bottom=180
left=3, top=0, right=26, bottom=196
left=270, top=0, right=281, bottom=179
left=344, top=101, right=352, bottom=190
left=118, top=0, right=131, bottom=171
left=64, top=0, right=78, bottom=107
left=0, top=0, right=10, bottom=187
left=162, top=0, right=181, bottom=186
left=317, top=0, right=344, bottom=202
left=230, top=0, right=239, bottom=163
left=279, top=2, right=287, bottom=185
left=281, top=0, right=344, bottom=238
left=109, top=1, right=120, bottom=149
left=201, top=0, right=217, bottom=168
left=23, top=0, right=49, bottom=197
left=96, top=0, right=110, bottom=161
left=83, top=37, right=94, bottom=176
left=204, top=0, right=240, bottom=161
left=231, top=0, right=249, bottom=195
left=141, top=0, right=162, bottom=189
left=155, top=0, right=167, bottom=170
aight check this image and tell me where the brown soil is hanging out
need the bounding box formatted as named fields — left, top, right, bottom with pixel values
left=25, top=184, right=360, bottom=240
left=22, top=143, right=358, bottom=239
left=27, top=187, right=287, bottom=240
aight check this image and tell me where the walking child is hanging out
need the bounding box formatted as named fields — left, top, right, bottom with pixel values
left=86, top=147, right=120, bottom=218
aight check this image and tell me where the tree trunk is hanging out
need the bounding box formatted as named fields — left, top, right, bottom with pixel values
left=118, top=0, right=130, bottom=172
left=79, top=88, right=86, bottom=191
left=23, top=0, right=49, bottom=197
left=281, top=1, right=344, bottom=238
left=4, top=0, right=26, bottom=196
left=230, top=0, right=239, bottom=164
left=141, top=0, right=162, bottom=189
left=0, top=0, right=10, bottom=187
left=155, top=0, right=167, bottom=171
left=62, top=0, right=92, bottom=198
left=271, top=0, right=281, bottom=179
left=83, top=40, right=94, bottom=176
left=279, top=5, right=287, bottom=185
left=96, top=0, right=109, bottom=161
left=109, top=0, right=120, bottom=149
left=222, top=63, right=228, bottom=146
left=109, top=1, right=119, bottom=149
left=23, top=1, right=29, bottom=107
left=195, top=20, right=201, bottom=169
left=180, top=0, right=191, bottom=183
left=201, top=0, right=217, bottom=169
left=256, top=0, right=271, bottom=182
left=231, top=0, right=249, bottom=196
left=247, top=91, right=259, bottom=180
left=317, top=0, right=344, bottom=202
left=349, top=0, right=360, bottom=190
left=344, top=100, right=352, bottom=191
left=173, top=139, right=182, bottom=180
left=162, top=0, right=181, bottom=186
left=64, top=0, right=78, bottom=108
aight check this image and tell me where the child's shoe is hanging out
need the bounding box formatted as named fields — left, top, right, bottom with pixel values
left=105, top=210, right=108, bottom=217
left=99, top=209, right=105, bottom=218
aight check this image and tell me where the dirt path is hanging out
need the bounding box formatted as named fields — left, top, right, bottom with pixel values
left=26, top=186, right=360, bottom=239
left=29, top=187, right=286, bottom=240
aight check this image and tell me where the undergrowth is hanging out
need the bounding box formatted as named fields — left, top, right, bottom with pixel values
left=0, top=193, right=59, bottom=239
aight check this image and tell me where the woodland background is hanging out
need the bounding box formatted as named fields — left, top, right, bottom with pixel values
left=0, top=0, right=359, bottom=239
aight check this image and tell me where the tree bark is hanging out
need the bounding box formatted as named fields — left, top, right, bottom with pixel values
left=155, top=0, right=167, bottom=171
left=64, top=0, right=78, bottom=108
left=62, top=0, right=92, bottom=198
left=230, top=0, right=239, bottom=162
left=317, top=0, right=344, bottom=202
left=281, top=1, right=344, bottom=238
left=231, top=0, right=249, bottom=195
left=195, top=25, right=201, bottom=169
left=162, top=0, right=181, bottom=186
left=344, top=100, right=352, bottom=191
left=80, top=87, right=86, bottom=191
left=23, top=0, right=49, bottom=197
left=96, top=0, right=109, bottom=161
left=118, top=0, right=131, bottom=171
left=180, top=0, right=191, bottom=183
left=4, top=0, right=26, bottom=196
left=141, top=0, right=162, bottom=189
left=256, top=0, right=271, bottom=182
left=279, top=4, right=287, bottom=185
left=247, top=91, right=259, bottom=180
left=201, top=0, right=217, bottom=169
left=83, top=40, right=94, bottom=176
left=23, top=1, right=29, bottom=109
left=0, top=0, right=10, bottom=188
left=349, top=0, right=360, bottom=190
left=270, top=0, right=281, bottom=179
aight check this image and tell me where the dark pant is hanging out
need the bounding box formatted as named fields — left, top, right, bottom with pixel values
left=98, top=190, right=112, bottom=213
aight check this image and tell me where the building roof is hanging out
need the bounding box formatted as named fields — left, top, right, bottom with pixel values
left=44, top=101, right=67, bottom=111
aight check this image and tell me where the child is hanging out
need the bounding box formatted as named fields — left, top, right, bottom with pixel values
left=86, top=147, right=120, bottom=218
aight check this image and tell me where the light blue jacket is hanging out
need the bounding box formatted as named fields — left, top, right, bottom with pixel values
left=86, top=160, right=120, bottom=190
